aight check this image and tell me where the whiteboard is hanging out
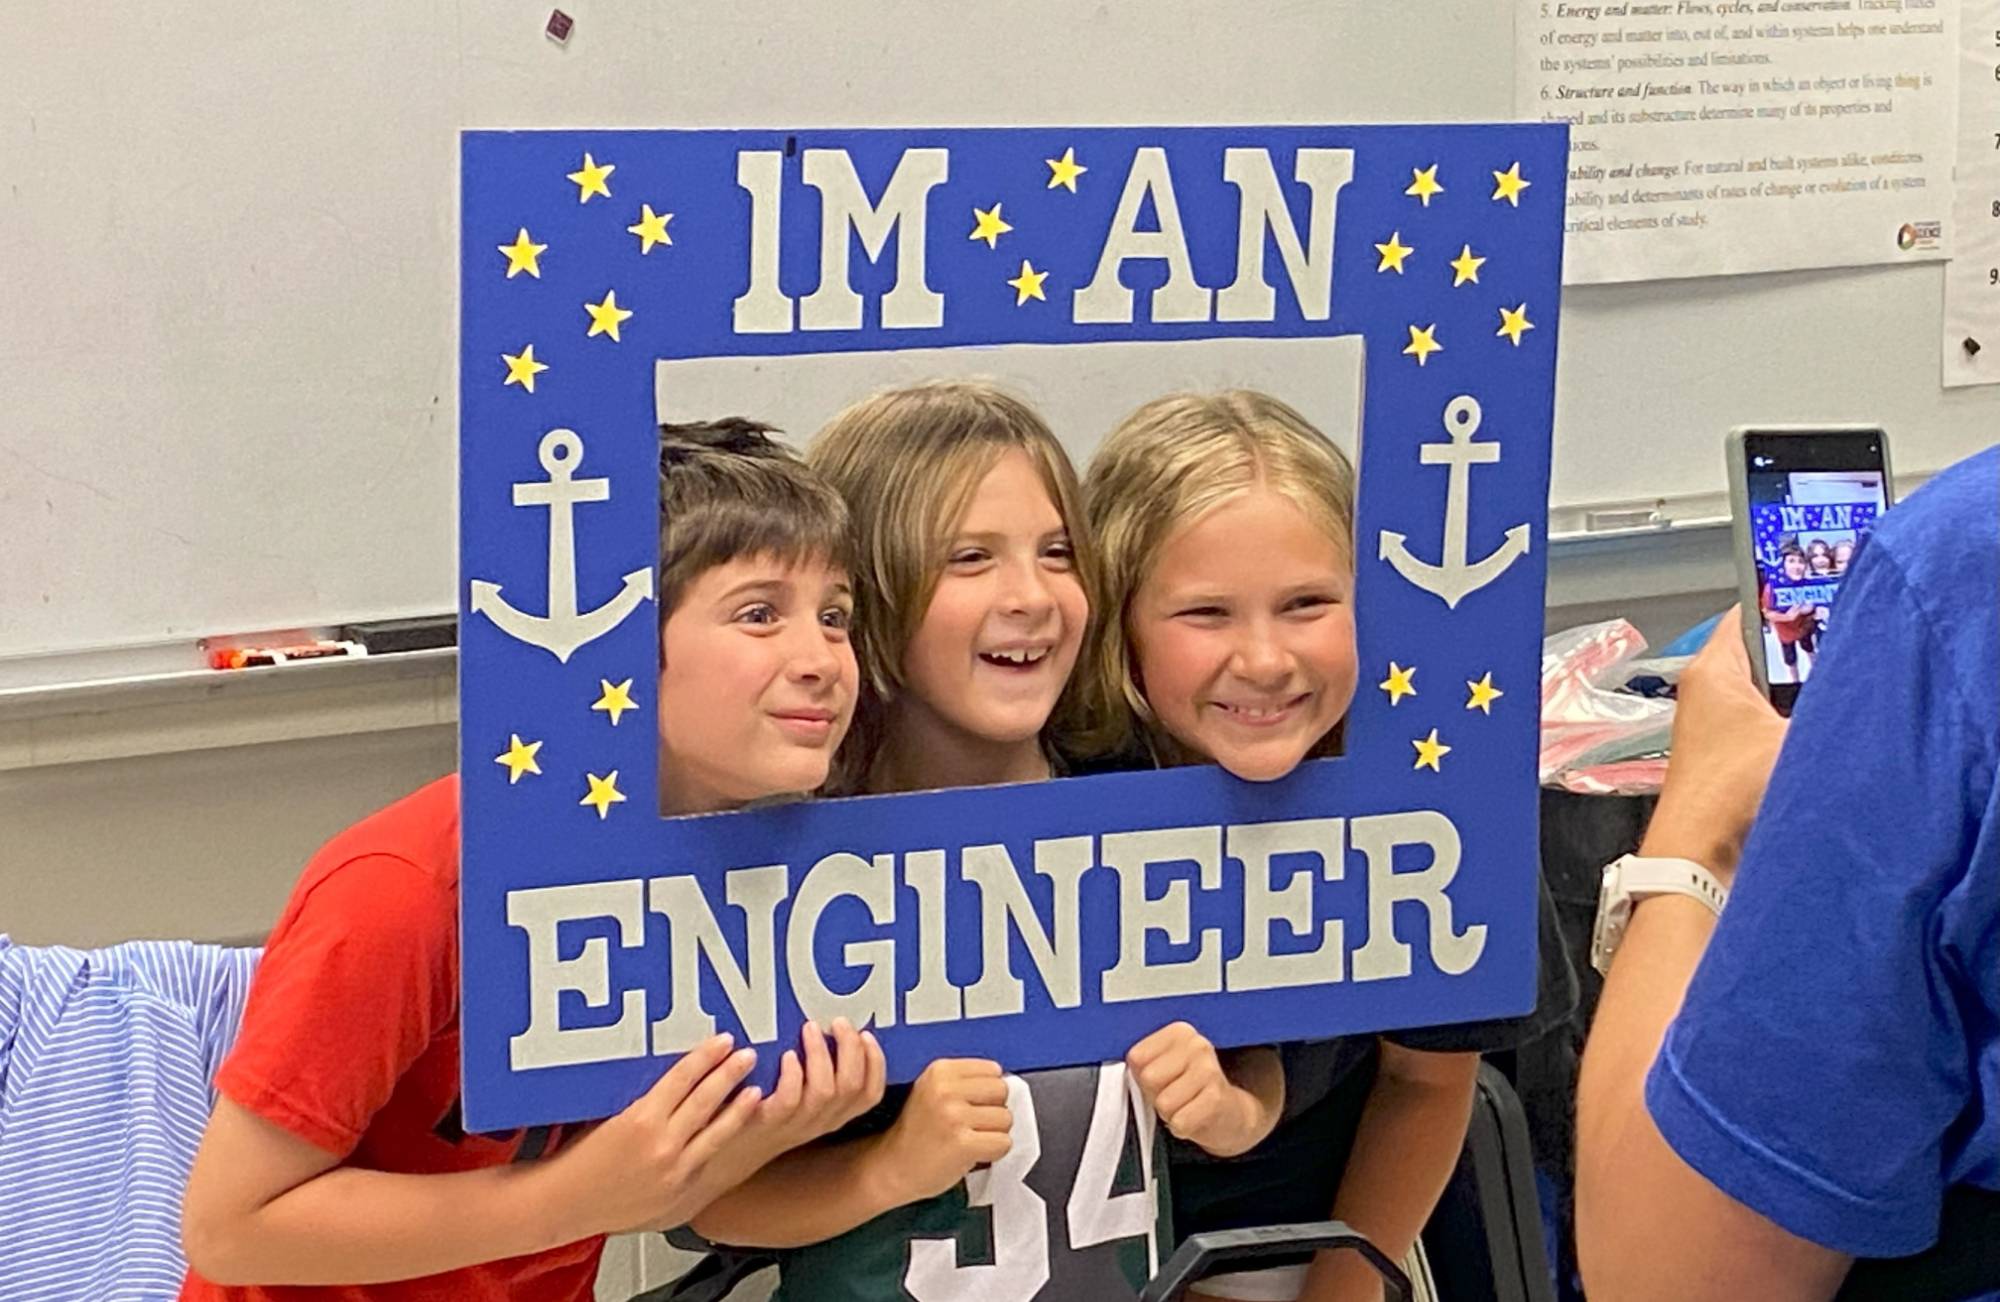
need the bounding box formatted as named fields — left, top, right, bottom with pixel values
left=3, top=0, right=1993, bottom=660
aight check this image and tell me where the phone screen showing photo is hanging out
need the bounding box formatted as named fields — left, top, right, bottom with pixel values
left=1743, top=431, right=1888, bottom=698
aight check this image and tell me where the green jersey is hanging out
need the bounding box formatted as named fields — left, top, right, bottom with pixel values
left=775, top=1063, right=1172, bottom=1302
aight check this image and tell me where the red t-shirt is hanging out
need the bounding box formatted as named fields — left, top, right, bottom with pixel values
left=181, top=776, right=604, bottom=1302
left=1761, top=581, right=1813, bottom=644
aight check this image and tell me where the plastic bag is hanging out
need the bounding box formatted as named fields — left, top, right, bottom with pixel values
left=1539, top=619, right=1677, bottom=795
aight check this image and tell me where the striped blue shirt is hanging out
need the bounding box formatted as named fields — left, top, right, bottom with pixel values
left=0, top=937, right=260, bottom=1302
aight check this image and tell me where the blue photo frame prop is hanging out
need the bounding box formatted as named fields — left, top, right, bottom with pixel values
left=460, top=124, right=1566, bottom=1132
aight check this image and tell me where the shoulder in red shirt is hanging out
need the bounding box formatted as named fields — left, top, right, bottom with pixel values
left=182, top=776, right=603, bottom=1302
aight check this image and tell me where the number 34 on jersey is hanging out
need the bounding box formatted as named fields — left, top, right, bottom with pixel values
left=782, top=1062, right=1172, bottom=1302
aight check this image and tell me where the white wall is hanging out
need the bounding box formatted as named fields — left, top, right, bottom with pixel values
left=2, top=725, right=454, bottom=948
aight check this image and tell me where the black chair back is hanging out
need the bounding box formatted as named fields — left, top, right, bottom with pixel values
left=1141, top=1221, right=1413, bottom=1302
left=1418, top=1063, right=1557, bottom=1302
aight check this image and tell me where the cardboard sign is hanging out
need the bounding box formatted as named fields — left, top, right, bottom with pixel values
left=459, top=125, right=1566, bottom=1131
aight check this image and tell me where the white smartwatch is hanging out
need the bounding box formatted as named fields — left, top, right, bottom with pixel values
left=1590, top=853, right=1730, bottom=976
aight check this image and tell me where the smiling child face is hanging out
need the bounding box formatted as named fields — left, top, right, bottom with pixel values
left=658, top=553, right=858, bottom=814
left=1130, top=488, right=1356, bottom=782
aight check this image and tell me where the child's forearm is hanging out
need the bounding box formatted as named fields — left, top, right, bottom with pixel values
left=1214, top=1046, right=1286, bottom=1155
left=184, top=1161, right=586, bottom=1286
left=689, top=1134, right=908, bottom=1248
left=1298, top=1050, right=1479, bottom=1302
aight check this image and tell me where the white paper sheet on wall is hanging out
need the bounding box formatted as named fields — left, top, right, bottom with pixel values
left=1517, top=0, right=1959, bottom=286
left=1942, top=0, right=2000, bottom=387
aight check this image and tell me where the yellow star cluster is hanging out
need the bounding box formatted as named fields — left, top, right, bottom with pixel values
left=1376, top=661, right=1506, bottom=774
left=1376, top=160, right=1538, bottom=366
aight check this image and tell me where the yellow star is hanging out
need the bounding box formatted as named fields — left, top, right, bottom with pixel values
left=580, top=771, right=626, bottom=819
left=1380, top=662, right=1417, bottom=706
left=1467, top=672, right=1504, bottom=714
left=497, top=228, right=547, bottom=279
left=1492, top=161, right=1532, bottom=207
left=1046, top=147, right=1087, bottom=192
left=1404, top=323, right=1442, bottom=367
left=1007, top=259, right=1048, bottom=306
left=494, top=734, right=543, bottom=784
left=1375, top=231, right=1414, bottom=274
left=592, top=677, right=637, bottom=726
left=1497, top=303, right=1534, bottom=347
left=627, top=204, right=674, bottom=254
left=969, top=203, right=1013, bottom=249
left=1450, top=244, right=1486, bottom=287
left=1406, top=164, right=1444, bottom=207
left=568, top=152, right=614, bottom=203
left=501, top=344, right=548, bottom=393
left=1413, top=729, right=1452, bottom=772
left=585, top=289, right=634, bottom=341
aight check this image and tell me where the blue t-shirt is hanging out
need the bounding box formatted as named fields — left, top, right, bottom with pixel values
left=1646, top=446, right=2000, bottom=1261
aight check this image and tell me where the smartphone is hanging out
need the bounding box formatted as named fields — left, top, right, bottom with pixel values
left=1725, top=426, right=1893, bottom=715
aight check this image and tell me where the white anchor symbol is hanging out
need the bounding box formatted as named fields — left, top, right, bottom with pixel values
left=1378, top=395, right=1531, bottom=609
left=468, top=428, right=653, bottom=663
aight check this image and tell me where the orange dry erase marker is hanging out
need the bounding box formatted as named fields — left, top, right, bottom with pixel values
left=207, top=641, right=367, bottom=670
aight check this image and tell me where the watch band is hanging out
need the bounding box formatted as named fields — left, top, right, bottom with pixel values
left=1591, top=854, right=1729, bottom=976
left=1621, top=855, right=1730, bottom=914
